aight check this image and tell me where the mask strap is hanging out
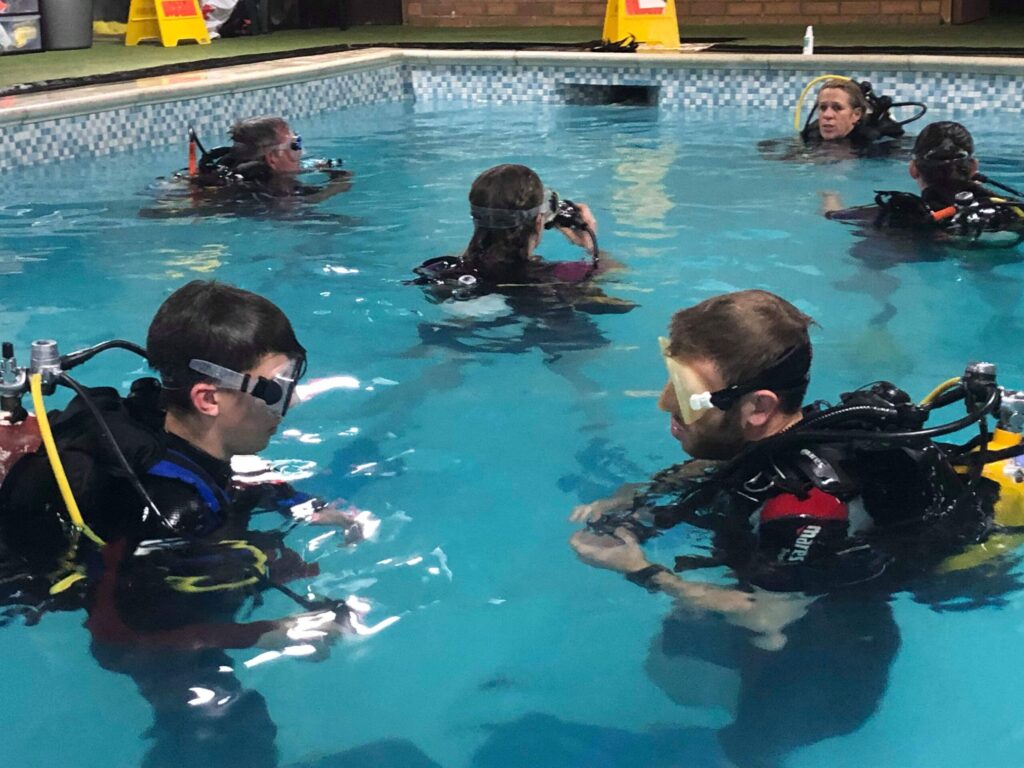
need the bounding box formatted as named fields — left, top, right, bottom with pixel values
left=705, top=345, right=812, bottom=411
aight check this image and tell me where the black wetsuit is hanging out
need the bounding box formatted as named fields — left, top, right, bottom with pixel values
left=828, top=181, right=1024, bottom=247
left=600, top=407, right=995, bottom=767
left=0, top=381, right=324, bottom=768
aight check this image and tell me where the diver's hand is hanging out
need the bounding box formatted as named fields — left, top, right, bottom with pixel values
left=569, top=487, right=636, bottom=523
left=310, top=158, right=344, bottom=172
left=570, top=527, right=648, bottom=574
left=256, top=609, right=350, bottom=658
left=557, top=202, right=598, bottom=251
left=310, top=501, right=381, bottom=545
left=820, top=190, right=843, bottom=215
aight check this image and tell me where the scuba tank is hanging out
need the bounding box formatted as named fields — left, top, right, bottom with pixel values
left=974, top=388, right=1024, bottom=527
left=938, top=389, right=1024, bottom=573
left=0, top=342, right=41, bottom=484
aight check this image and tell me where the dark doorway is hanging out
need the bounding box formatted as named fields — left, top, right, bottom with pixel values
left=991, top=0, right=1023, bottom=13
left=344, top=0, right=403, bottom=25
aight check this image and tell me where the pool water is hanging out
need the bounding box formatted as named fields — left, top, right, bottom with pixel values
left=2, top=99, right=1024, bottom=768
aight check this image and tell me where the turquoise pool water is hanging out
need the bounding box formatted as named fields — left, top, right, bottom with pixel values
left=2, top=99, right=1024, bottom=768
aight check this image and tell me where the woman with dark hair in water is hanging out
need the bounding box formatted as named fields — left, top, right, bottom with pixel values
left=412, top=164, right=634, bottom=314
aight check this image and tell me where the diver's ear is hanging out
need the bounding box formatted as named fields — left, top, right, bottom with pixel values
left=741, top=390, right=781, bottom=430
left=969, top=158, right=979, bottom=177
left=189, top=381, right=220, bottom=417
left=264, top=149, right=284, bottom=172
left=852, top=107, right=864, bottom=124
left=909, top=159, right=921, bottom=180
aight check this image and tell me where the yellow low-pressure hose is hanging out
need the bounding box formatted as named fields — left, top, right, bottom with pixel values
left=29, top=373, right=105, bottom=546
left=793, top=74, right=853, bottom=132
left=920, top=377, right=962, bottom=408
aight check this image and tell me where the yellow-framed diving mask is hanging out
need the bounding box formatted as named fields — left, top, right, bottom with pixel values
left=658, top=337, right=812, bottom=425
left=658, top=337, right=717, bottom=425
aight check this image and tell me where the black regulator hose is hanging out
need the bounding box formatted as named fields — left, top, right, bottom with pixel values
left=799, top=403, right=901, bottom=429
left=973, top=173, right=1024, bottom=200
left=61, top=340, right=148, bottom=371
left=584, top=224, right=600, bottom=270
left=716, top=387, right=999, bottom=488
left=890, top=101, right=927, bottom=126
left=773, top=387, right=998, bottom=446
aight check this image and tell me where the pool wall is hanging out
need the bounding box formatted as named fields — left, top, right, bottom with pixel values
left=2, top=49, right=1023, bottom=172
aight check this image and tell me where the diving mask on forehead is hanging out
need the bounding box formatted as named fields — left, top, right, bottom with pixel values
left=189, top=356, right=306, bottom=418
left=658, top=338, right=811, bottom=425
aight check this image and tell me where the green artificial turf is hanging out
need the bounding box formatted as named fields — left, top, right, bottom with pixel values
left=3, top=16, right=1023, bottom=91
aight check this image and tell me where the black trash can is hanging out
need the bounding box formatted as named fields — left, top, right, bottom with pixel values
left=39, top=0, right=93, bottom=50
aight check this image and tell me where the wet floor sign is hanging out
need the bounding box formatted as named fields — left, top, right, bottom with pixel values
left=603, top=0, right=680, bottom=50
left=126, top=0, right=210, bottom=47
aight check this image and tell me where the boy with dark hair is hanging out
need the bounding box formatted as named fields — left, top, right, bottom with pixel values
left=0, top=280, right=370, bottom=768
left=143, top=280, right=307, bottom=523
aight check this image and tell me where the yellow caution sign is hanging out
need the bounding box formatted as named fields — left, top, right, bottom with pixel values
left=603, top=0, right=680, bottom=51
left=126, top=0, right=210, bottom=47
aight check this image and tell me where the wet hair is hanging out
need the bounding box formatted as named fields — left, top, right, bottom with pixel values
left=817, top=79, right=869, bottom=115
left=912, top=121, right=976, bottom=189
left=463, top=164, right=545, bottom=270
left=228, top=116, right=290, bottom=164
left=147, top=280, right=305, bottom=414
left=667, top=290, right=814, bottom=413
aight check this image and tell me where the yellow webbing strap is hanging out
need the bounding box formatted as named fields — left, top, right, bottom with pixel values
left=164, top=539, right=269, bottom=593
left=50, top=570, right=87, bottom=594
left=30, top=373, right=105, bottom=547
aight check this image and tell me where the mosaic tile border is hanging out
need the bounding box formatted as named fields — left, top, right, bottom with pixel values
left=0, top=62, right=407, bottom=171
left=2, top=50, right=1023, bottom=172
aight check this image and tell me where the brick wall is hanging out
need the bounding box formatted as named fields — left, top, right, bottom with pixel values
left=677, top=0, right=942, bottom=24
left=402, top=0, right=942, bottom=26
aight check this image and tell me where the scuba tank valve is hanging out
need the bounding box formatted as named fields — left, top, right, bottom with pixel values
left=29, top=340, right=63, bottom=396
left=998, top=389, right=1024, bottom=434
left=1, top=341, right=28, bottom=421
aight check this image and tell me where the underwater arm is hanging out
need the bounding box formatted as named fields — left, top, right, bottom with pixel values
left=569, top=527, right=754, bottom=613
left=297, top=169, right=353, bottom=204
left=234, top=481, right=378, bottom=544
left=570, top=528, right=813, bottom=649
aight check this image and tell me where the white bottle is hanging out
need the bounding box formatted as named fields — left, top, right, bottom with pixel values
left=802, top=25, right=814, bottom=56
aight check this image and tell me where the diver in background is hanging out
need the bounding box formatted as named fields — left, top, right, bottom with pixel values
left=568, top=290, right=997, bottom=767
left=141, top=116, right=352, bottom=219
left=759, top=77, right=921, bottom=162
left=803, top=78, right=871, bottom=145
left=0, top=280, right=372, bottom=768
left=195, top=115, right=351, bottom=201
left=411, top=163, right=635, bottom=315
left=821, top=121, right=1024, bottom=340
left=800, top=78, right=916, bottom=149
left=381, top=165, right=638, bottom=440
left=824, top=120, right=1024, bottom=248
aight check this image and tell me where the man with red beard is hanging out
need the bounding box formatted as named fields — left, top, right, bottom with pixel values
left=568, top=289, right=993, bottom=766
left=570, top=289, right=990, bottom=631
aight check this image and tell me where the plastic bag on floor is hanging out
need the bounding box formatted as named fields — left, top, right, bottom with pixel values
left=200, top=0, right=241, bottom=38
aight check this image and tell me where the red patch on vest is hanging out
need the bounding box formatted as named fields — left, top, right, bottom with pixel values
left=761, top=487, right=848, bottom=522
